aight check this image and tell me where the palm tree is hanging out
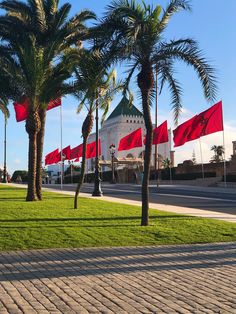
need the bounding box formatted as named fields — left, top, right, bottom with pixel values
left=95, top=0, right=217, bottom=225
left=0, top=98, right=9, bottom=183
left=162, top=158, right=171, bottom=169
left=73, top=49, right=122, bottom=209
left=0, top=99, right=9, bottom=121
left=210, top=145, right=224, bottom=163
left=0, top=0, right=95, bottom=200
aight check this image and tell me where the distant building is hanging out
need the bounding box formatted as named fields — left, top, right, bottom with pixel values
left=87, top=96, right=174, bottom=173
left=46, top=164, right=69, bottom=183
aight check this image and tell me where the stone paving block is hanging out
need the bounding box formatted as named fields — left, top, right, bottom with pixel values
left=0, top=242, right=235, bottom=313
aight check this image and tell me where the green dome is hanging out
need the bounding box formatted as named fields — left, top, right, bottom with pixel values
left=107, top=96, right=143, bottom=120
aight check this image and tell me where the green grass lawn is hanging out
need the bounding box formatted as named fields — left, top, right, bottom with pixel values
left=0, top=184, right=235, bottom=251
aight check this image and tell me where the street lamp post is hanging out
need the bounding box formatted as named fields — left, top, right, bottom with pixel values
left=109, top=144, right=116, bottom=184
left=92, top=102, right=103, bottom=196
left=2, top=118, right=7, bottom=183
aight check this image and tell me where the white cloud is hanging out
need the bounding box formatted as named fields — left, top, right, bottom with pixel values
left=13, top=158, right=21, bottom=165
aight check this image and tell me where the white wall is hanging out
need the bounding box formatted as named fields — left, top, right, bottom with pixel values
left=87, top=115, right=173, bottom=172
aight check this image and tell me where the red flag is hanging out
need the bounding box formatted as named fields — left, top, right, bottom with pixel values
left=53, top=152, right=61, bottom=164
left=70, top=144, right=83, bottom=159
left=61, top=145, right=71, bottom=160
left=45, top=149, right=59, bottom=165
left=173, top=101, right=224, bottom=147
left=173, top=115, right=198, bottom=147
left=153, top=120, right=169, bottom=144
left=47, top=98, right=61, bottom=111
left=118, top=128, right=142, bottom=151
left=86, top=140, right=101, bottom=159
left=190, top=101, right=223, bottom=139
left=14, top=96, right=61, bottom=122
left=144, top=121, right=169, bottom=145
left=13, top=95, right=29, bottom=122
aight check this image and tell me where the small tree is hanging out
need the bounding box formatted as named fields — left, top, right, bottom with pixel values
left=162, top=158, right=171, bottom=169
left=73, top=49, right=123, bottom=209
left=210, top=145, right=224, bottom=163
left=11, top=170, right=28, bottom=182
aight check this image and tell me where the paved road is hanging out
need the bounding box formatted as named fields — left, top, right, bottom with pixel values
left=44, top=183, right=236, bottom=216
left=0, top=242, right=235, bottom=313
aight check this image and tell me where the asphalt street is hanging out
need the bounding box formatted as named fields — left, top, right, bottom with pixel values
left=44, top=183, right=236, bottom=216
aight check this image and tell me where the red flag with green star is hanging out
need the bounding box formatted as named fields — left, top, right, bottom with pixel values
left=118, top=128, right=142, bottom=151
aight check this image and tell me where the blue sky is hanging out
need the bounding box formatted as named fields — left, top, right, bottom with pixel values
left=1, top=0, right=236, bottom=174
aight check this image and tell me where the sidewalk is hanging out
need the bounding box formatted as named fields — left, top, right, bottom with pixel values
left=0, top=242, right=235, bottom=313
left=1, top=184, right=236, bottom=313
left=5, top=183, right=236, bottom=223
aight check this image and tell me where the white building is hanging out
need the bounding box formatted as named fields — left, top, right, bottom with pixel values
left=87, top=96, right=174, bottom=173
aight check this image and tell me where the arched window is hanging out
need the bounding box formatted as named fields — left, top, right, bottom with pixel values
left=126, top=153, right=134, bottom=158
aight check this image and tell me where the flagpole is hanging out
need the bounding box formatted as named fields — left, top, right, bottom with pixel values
left=222, top=131, right=227, bottom=188
left=199, top=138, right=204, bottom=179
left=155, top=66, right=159, bottom=186
left=60, top=104, right=63, bottom=190
left=2, top=118, right=7, bottom=183
left=169, top=128, right=172, bottom=184
left=220, top=101, right=227, bottom=188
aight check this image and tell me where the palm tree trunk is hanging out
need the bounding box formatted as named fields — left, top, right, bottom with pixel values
left=138, top=62, right=154, bottom=226
left=74, top=111, right=94, bottom=209
left=141, top=94, right=153, bottom=226
left=36, top=109, right=46, bottom=200
left=74, top=138, right=88, bottom=209
left=25, top=111, right=41, bottom=201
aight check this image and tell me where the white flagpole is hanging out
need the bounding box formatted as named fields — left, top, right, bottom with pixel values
left=223, top=131, right=227, bottom=188
left=169, top=128, right=173, bottom=184
left=60, top=104, right=63, bottom=190
left=155, top=67, right=159, bottom=186
left=221, top=101, right=227, bottom=188
left=199, top=138, right=204, bottom=179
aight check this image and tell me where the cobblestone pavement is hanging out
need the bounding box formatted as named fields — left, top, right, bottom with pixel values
left=0, top=242, right=235, bottom=314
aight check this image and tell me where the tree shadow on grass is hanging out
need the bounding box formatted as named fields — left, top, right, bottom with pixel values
left=0, top=196, right=73, bottom=202
left=0, top=197, right=26, bottom=201
left=0, top=224, right=147, bottom=228
left=0, top=215, right=194, bottom=224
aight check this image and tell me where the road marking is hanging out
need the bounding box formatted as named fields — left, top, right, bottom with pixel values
left=156, top=193, right=236, bottom=202
left=83, top=187, right=236, bottom=203
left=46, top=185, right=236, bottom=203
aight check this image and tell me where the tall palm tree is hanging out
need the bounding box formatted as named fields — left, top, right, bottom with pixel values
left=0, top=0, right=95, bottom=200
left=210, top=145, right=224, bottom=163
left=73, top=49, right=122, bottom=209
left=95, top=0, right=217, bottom=225
left=0, top=97, right=9, bottom=183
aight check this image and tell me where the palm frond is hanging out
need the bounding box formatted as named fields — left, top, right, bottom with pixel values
left=158, top=58, right=182, bottom=124
left=0, top=100, right=10, bottom=119
left=156, top=39, right=217, bottom=102
left=158, top=0, right=191, bottom=33
left=29, top=0, right=47, bottom=32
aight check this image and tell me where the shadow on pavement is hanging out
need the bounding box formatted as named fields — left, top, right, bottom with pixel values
left=0, top=242, right=235, bottom=282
